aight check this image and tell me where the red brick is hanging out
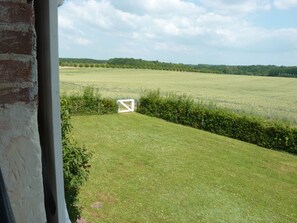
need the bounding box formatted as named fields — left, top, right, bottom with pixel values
left=0, top=2, right=33, bottom=24
left=0, top=87, right=32, bottom=104
left=0, top=30, right=32, bottom=55
left=0, top=60, right=31, bottom=82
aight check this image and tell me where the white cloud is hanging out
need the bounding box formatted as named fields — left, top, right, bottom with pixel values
left=58, top=0, right=297, bottom=65
left=58, top=16, right=74, bottom=30
left=72, top=37, right=92, bottom=46
left=273, top=0, right=297, bottom=9
left=142, top=0, right=202, bottom=15
left=200, top=0, right=271, bottom=14
left=59, top=0, right=266, bottom=47
left=109, top=0, right=203, bottom=15
left=64, top=0, right=113, bottom=30
left=153, top=42, right=189, bottom=52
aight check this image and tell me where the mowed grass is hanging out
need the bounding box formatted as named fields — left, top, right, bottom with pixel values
left=60, top=67, right=297, bottom=124
left=72, top=113, right=297, bottom=223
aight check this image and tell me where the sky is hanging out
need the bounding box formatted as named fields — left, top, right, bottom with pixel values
left=58, top=0, right=297, bottom=66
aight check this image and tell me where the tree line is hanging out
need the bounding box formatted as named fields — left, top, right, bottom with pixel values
left=59, top=57, right=297, bottom=78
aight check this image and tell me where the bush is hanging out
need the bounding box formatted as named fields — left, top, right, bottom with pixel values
left=62, top=86, right=118, bottom=115
left=61, top=98, right=92, bottom=221
left=137, top=90, right=297, bottom=154
left=60, top=87, right=118, bottom=220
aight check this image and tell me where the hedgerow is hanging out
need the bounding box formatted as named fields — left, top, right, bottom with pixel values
left=137, top=90, right=297, bottom=154
left=61, top=87, right=118, bottom=221
left=61, top=98, right=92, bottom=221
left=61, top=86, right=118, bottom=115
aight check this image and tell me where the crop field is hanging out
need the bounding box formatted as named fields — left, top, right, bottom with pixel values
left=72, top=113, right=297, bottom=223
left=60, top=67, right=297, bottom=125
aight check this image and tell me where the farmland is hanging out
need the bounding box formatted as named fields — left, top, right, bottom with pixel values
left=60, top=67, right=297, bottom=125
left=71, top=113, right=297, bottom=223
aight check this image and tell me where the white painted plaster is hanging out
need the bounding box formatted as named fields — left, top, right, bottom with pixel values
left=0, top=102, right=46, bottom=223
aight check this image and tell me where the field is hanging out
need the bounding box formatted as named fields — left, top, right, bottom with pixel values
left=72, top=113, right=297, bottom=223
left=60, top=67, right=297, bottom=125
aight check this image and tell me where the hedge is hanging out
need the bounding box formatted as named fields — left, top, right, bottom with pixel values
left=60, top=87, right=118, bottom=220
left=60, top=98, right=92, bottom=221
left=61, top=86, right=118, bottom=115
left=137, top=90, right=297, bottom=155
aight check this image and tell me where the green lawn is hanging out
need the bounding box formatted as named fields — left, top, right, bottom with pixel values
left=72, top=113, right=297, bottom=223
left=60, top=67, right=297, bottom=125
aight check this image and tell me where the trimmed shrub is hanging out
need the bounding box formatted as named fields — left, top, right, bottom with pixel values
left=61, top=87, right=118, bottom=219
left=61, top=98, right=92, bottom=221
left=62, top=86, right=118, bottom=115
left=137, top=90, right=297, bottom=154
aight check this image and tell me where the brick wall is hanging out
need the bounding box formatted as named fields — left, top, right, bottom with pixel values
left=0, top=0, right=46, bottom=222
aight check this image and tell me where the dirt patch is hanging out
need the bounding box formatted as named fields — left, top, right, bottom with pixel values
left=97, top=192, right=118, bottom=204
left=76, top=217, right=87, bottom=223
left=91, top=202, right=103, bottom=209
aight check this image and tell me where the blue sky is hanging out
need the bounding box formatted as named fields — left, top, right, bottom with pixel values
left=58, top=0, right=297, bottom=65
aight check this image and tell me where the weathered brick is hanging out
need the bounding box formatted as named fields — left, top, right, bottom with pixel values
left=0, top=30, right=32, bottom=55
left=0, top=87, right=31, bottom=104
left=0, top=60, right=31, bottom=82
left=0, top=2, right=33, bottom=24
left=0, top=0, right=28, bottom=3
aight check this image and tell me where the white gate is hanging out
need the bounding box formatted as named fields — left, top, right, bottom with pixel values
left=117, top=99, right=135, bottom=113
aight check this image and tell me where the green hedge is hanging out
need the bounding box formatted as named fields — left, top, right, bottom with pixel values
left=61, top=87, right=118, bottom=220
left=61, top=98, right=92, bottom=221
left=61, top=86, right=118, bottom=115
left=137, top=90, right=297, bottom=155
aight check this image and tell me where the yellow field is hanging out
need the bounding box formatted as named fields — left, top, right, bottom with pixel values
left=60, top=67, right=297, bottom=124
